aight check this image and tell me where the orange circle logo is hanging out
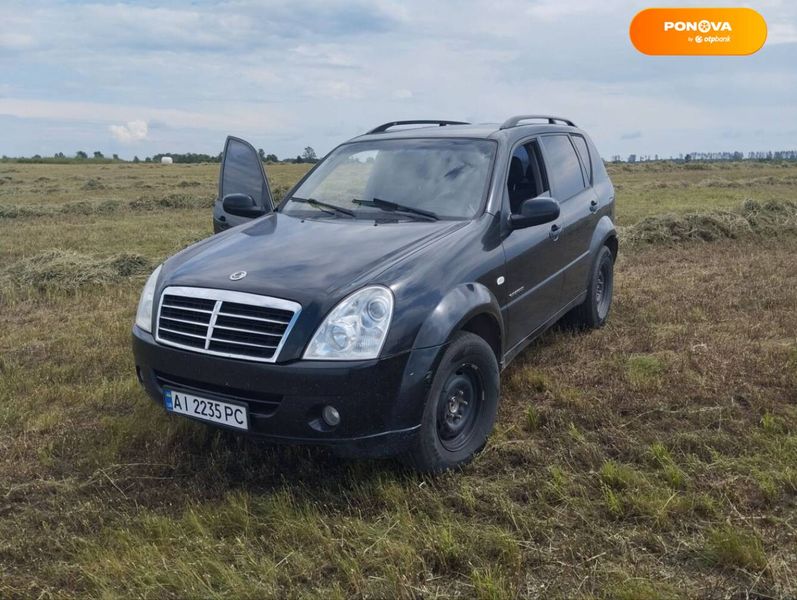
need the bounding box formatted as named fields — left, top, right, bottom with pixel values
left=630, top=8, right=767, bottom=55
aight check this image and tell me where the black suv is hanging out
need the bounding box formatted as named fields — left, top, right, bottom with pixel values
left=132, top=116, right=617, bottom=472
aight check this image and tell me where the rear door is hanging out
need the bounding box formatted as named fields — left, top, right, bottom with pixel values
left=213, top=136, right=274, bottom=232
left=562, top=133, right=601, bottom=299
left=538, top=134, right=598, bottom=304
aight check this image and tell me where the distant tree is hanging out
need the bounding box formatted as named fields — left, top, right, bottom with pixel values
left=93, top=150, right=104, bottom=159
left=302, top=146, right=317, bottom=162
left=627, top=154, right=637, bottom=163
left=258, top=148, right=266, bottom=161
left=112, top=153, right=119, bottom=160
left=295, top=155, right=304, bottom=164
left=54, top=152, right=65, bottom=159
left=685, top=154, right=692, bottom=162
left=76, top=150, right=88, bottom=159
left=150, top=152, right=221, bottom=164
left=265, top=153, right=278, bottom=163
left=145, top=156, right=152, bottom=163
left=32, top=154, right=42, bottom=159
left=133, top=156, right=140, bottom=163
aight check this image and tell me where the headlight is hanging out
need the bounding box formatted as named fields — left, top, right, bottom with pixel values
left=135, top=264, right=162, bottom=333
left=303, top=286, right=394, bottom=360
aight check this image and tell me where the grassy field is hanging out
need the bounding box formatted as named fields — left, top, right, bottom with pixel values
left=0, top=160, right=796, bottom=599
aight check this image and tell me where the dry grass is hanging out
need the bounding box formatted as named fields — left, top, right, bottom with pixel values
left=606, top=159, right=797, bottom=224
left=620, top=199, right=797, bottom=245
left=1, top=249, right=151, bottom=294
left=0, top=160, right=796, bottom=599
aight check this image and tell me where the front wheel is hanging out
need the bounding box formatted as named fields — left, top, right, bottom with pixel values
left=570, top=245, right=615, bottom=329
left=401, top=331, right=500, bottom=473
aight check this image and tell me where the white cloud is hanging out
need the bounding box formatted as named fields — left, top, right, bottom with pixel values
left=525, top=0, right=628, bottom=21
left=0, top=32, right=35, bottom=49
left=312, top=80, right=362, bottom=100
left=768, top=23, right=797, bottom=44
left=0, top=98, right=290, bottom=136
left=0, top=0, right=795, bottom=159
left=109, top=120, right=148, bottom=143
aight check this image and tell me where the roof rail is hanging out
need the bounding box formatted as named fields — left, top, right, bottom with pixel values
left=367, top=120, right=470, bottom=134
left=500, top=115, right=576, bottom=129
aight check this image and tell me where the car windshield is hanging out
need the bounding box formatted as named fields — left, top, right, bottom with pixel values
left=280, top=138, right=496, bottom=221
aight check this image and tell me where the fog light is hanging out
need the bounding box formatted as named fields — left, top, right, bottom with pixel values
left=322, top=405, right=340, bottom=427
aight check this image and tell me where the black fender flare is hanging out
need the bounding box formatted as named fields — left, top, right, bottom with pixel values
left=412, top=282, right=504, bottom=356
left=589, top=215, right=618, bottom=260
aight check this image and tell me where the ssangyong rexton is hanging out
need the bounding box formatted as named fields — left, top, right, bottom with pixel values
left=132, top=116, right=617, bottom=472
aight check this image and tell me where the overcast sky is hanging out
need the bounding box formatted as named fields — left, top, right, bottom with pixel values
left=0, top=0, right=795, bottom=160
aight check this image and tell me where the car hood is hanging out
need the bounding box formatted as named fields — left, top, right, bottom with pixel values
left=162, top=213, right=467, bottom=305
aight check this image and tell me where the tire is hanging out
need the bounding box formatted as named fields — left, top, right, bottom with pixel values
left=570, top=245, right=614, bottom=329
left=401, top=331, right=500, bottom=473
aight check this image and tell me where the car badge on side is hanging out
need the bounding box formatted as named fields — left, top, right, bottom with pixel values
left=229, top=271, right=247, bottom=281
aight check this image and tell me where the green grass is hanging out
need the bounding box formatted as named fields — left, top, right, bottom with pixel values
left=1, top=160, right=796, bottom=598
left=703, top=525, right=768, bottom=572
left=606, top=160, right=797, bottom=225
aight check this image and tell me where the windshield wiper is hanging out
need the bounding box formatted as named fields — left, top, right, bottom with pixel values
left=289, top=196, right=355, bottom=218
left=352, top=198, right=439, bottom=221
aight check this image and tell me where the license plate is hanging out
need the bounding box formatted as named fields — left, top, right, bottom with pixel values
left=164, top=389, right=248, bottom=431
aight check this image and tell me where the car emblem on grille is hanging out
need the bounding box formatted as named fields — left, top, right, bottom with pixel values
left=229, top=271, right=247, bottom=281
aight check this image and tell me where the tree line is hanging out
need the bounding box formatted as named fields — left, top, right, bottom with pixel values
left=1, top=146, right=320, bottom=164
left=611, top=150, right=797, bottom=163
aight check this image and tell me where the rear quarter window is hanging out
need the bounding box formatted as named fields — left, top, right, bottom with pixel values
left=540, top=135, right=585, bottom=200
left=571, top=134, right=592, bottom=185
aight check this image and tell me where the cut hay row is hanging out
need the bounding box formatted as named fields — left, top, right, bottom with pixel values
left=619, top=199, right=797, bottom=245
left=0, top=249, right=151, bottom=293
left=0, top=194, right=215, bottom=219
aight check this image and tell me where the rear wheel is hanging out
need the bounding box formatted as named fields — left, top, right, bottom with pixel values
left=402, top=331, right=499, bottom=473
left=570, top=245, right=614, bottom=329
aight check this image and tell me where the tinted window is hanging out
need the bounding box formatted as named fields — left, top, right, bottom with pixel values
left=540, top=135, right=585, bottom=200
left=282, top=139, right=496, bottom=220
left=507, top=140, right=549, bottom=214
left=571, top=134, right=592, bottom=184
left=221, top=139, right=268, bottom=205
left=529, top=140, right=549, bottom=194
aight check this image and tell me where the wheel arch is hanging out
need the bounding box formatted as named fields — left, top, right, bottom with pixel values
left=604, top=232, right=618, bottom=261
left=413, top=282, right=504, bottom=364
left=589, top=215, right=618, bottom=261
left=460, top=312, right=502, bottom=364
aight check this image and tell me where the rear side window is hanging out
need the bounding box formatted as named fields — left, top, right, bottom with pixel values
left=540, top=135, right=585, bottom=201
left=571, top=134, right=592, bottom=185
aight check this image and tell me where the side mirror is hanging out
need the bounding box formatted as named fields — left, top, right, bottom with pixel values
left=222, top=193, right=266, bottom=218
left=509, top=196, right=560, bottom=230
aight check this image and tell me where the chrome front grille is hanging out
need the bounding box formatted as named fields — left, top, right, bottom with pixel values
left=155, top=286, right=301, bottom=363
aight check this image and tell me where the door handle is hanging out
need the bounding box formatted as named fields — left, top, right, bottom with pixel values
left=589, top=199, right=598, bottom=213
left=549, top=223, right=561, bottom=241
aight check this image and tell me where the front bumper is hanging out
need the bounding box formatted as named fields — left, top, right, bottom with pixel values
left=132, top=326, right=441, bottom=457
